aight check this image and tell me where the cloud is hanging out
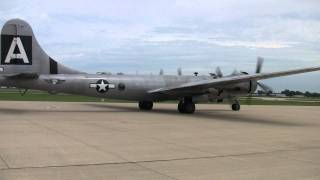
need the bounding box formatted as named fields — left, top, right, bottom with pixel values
left=143, top=35, right=299, bottom=49
left=1, top=0, right=320, bottom=91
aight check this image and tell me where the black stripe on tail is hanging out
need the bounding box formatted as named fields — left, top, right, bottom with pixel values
left=49, top=57, right=58, bottom=74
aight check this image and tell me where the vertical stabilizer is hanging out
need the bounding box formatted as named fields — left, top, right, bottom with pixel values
left=0, top=19, right=82, bottom=75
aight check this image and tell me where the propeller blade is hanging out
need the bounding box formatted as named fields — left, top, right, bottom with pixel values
left=231, top=69, right=239, bottom=75
left=159, top=69, right=164, bottom=75
left=177, top=68, right=182, bottom=76
left=216, top=67, right=223, bottom=78
left=257, top=82, right=273, bottom=94
left=256, top=57, right=264, bottom=73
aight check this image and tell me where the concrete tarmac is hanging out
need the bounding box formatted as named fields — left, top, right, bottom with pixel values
left=0, top=101, right=319, bottom=180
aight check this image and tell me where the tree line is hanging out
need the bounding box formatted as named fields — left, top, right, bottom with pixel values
left=280, top=89, right=320, bottom=97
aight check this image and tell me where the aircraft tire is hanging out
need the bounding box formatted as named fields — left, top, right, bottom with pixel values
left=184, top=102, right=195, bottom=114
left=178, top=101, right=195, bottom=114
left=231, top=103, right=240, bottom=111
left=178, top=101, right=185, bottom=113
left=139, top=101, right=153, bottom=110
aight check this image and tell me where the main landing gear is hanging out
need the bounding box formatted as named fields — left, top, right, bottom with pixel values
left=231, top=100, right=241, bottom=111
left=178, top=98, right=196, bottom=114
left=139, top=101, right=153, bottom=110
left=138, top=99, right=239, bottom=113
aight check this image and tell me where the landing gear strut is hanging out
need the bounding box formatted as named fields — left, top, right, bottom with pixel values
left=178, top=98, right=195, bottom=114
left=231, top=100, right=240, bottom=111
left=139, top=101, right=153, bottom=110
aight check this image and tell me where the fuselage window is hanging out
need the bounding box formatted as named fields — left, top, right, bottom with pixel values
left=118, top=83, right=126, bottom=91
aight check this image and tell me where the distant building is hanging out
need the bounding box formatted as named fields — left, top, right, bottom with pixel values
left=96, top=72, right=112, bottom=75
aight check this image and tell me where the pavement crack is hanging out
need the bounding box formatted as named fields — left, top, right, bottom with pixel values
left=22, top=119, right=179, bottom=179
left=134, top=163, right=179, bottom=180
left=0, top=153, right=10, bottom=169
left=2, top=146, right=320, bottom=171
left=24, top=119, right=130, bottom=163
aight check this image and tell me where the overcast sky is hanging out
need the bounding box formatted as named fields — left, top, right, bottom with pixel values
left=1, top=0, right=320, bottom=92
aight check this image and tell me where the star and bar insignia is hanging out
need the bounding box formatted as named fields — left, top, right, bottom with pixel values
left=90, top=79, right=115, bottom=93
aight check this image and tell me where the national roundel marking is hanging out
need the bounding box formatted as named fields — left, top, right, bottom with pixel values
left=89, top=79, right=116, bottom=94
left=96, top=79, right=109, bottom=93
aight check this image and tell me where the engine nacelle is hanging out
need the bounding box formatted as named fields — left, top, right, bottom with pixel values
left=223, top=80, right=257, bottom=95
left=248, top=80, right=258, bottom=94
left=192, top=80, right=258, bottom=103
left=192, top=94, right=209, bottom=103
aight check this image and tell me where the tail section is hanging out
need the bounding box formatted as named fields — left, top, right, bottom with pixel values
left=0, top=19, right=81, bottom=76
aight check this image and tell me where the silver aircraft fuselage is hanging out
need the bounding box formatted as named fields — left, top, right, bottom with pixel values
left=0, top=74, right=254, bottom=102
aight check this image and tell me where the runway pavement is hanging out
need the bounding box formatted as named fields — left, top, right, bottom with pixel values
left=0, top=101, right=319, bottom=180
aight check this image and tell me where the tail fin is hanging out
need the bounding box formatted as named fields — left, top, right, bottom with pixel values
left=0, top=19, right=81, bottom=76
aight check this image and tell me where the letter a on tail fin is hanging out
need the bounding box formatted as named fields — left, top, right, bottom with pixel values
left=0, top=19, right=82, bottom=75
left=3, top=36, right=31, bottom=65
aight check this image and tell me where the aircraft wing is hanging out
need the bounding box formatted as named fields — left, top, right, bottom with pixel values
left=149, top=66, right=320, bottom=94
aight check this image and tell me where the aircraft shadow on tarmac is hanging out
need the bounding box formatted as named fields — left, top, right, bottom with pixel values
left=86, top=104, right=307, bottom=127
left=0, top=103, right=309, bottom=127
left=0, top=107, right=133, bottom=114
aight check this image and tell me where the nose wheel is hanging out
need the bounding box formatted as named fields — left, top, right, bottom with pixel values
left=178, top=98, right=195, bottom=114
left=231, top=100, right=240, bottom=111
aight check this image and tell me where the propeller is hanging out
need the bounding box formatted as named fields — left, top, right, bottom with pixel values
left=257, top=82, right=273, bottom=94
left=216, top=67, right=223, bottom=78
left=177, top=68, right=182, bottom=76
left=254, top=57, right=273, bottom=94
left=246, top=57, right=273, bottom=105
left=159, top=69, right=164, bottom=75
left=256, top=56, right=264, bottom=73
left=231, top=69, right=239, bottom=75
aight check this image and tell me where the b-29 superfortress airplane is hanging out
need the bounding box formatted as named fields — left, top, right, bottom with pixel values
left=0, top=19, right=320, bottom=114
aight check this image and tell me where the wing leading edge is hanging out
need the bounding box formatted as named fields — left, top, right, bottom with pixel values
left=149, top=66, right=320, bottom=94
